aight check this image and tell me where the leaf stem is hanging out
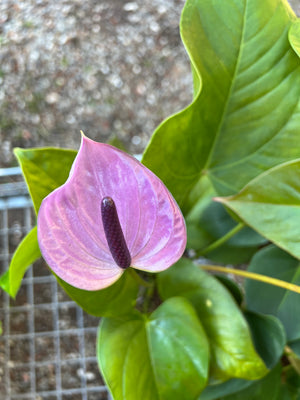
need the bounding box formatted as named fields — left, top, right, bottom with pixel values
left=285, top=346, right=300, bottom=376
left=128, top=268, right=152, bottom=288
left=200, top=222, right=245, bottom=255
left=201, top=265, right=300, bottom=294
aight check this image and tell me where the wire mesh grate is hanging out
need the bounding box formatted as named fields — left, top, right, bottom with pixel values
left=0, top=168, right=112, bottom=400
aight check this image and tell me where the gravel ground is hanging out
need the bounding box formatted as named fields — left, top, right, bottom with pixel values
left=0, top=0, right=191, bottom=166
left=0, top=0, right=299, bottom=167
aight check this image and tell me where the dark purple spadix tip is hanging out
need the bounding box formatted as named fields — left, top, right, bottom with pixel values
left=101, top=196, right=131, bottom=269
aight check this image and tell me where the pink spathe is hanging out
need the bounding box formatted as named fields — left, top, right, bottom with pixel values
left=37, top=134, right=186, bottom=290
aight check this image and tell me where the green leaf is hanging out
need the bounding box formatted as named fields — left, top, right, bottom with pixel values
left=281, top=365, right=300, bottom=399
left=14, top=147, right=77, bottom=213
left=56, top=269, right=139, bottom=317
left=200, top=362, right=284, bottom=400
left=289, top=19, right=300, bottom=57
left=219, top=364, right=282, bottom=400
left=157, top=259, right=268, bottom=382
left=215, top=275, right=243, bottom=306
left=217, top=159, right=300, bottom=260
left=98, top=297, right=209, bottom=400
left=196, top=202, right=266, bottom=249
left=142, top=0, right=300, bottom=210
left=245, top=245, right=300, bottom=342
left=199, top=379, right=253, bottom=400
left=187, top=200, right=267, bottom=264
left=289, top=339, right=300, bottom=358
left=0, top=227, right=41, bottom=298
left=244, top=311, right=286, bottom=369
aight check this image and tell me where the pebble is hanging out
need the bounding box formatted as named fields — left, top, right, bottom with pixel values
left=1, top=0, right=297, bottom=167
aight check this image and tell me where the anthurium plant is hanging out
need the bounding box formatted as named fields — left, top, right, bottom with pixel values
left=1, top=0, right=300, bottom=398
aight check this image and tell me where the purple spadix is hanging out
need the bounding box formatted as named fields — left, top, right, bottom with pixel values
left=37, top=134, right=186, bottom=290
left=101, top=196, right=131, bottom=269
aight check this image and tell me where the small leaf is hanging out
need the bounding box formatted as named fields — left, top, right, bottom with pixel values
left=0, top=227, right=41, bottom=298
left=245, top=245, right=300, bottom=342
left=244, top=311, right=286, bottom=369
left=56, top=269, right=139, bottom=317
left=157, top=259, right=268, bottom=382
left=199, top=379, right=253, bottom=400
left=217, top=159, right=300, bottom=260
left=218, top=364, right=282, bottom=400
left=14, top=147, right=77, bottom=213
left=98, top=297, right=209, bottom=400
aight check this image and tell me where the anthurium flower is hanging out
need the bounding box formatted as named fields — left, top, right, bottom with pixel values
left=37, top=134, right=186, bottom=290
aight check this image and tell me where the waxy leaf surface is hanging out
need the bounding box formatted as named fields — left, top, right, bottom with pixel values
left=98, top=297, right=209, bottom=400
left=0, top=227, right=41, bottom=298
left=246, top=245, right=300, bottom=342
left=14, top=147, right=77, bottom=213
left=157, top=259, right=268, bottom=382
left=38, top=135, right=186, bottom=290
left=142, top=0, right=300, bottom=211
left=244, top=312, right=286, bottom=369
left=217, top=160, right=300, bottom=260
left=56, top=270, right=139, bottom=317
left=218, top=364, right=282, bottom=400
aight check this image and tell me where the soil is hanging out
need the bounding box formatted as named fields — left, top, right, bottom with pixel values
left=0, top=0, right=191, bottom=167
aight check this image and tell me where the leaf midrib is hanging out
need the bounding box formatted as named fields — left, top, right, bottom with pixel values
left=203, top=0, right=248, bottom=171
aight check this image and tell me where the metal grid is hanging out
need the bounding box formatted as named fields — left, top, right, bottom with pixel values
left=0, top=168, right=112, bottom=400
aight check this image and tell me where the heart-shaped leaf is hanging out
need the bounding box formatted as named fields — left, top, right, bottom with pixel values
left=245, top=245, right=300, bottom=342
left=98, top=297, right=209, bottom=400
left=216, top=159, right=300, bottom=260
left=142, top=0, right=300, bottom=211
left=157, top=259, right=268, bottom=382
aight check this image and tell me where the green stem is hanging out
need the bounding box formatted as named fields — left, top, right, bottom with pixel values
left=201, top=265, right=300, bottom=294
left=200, top=222, right=244, bottom=255
left=128, top=268, right=152, bottom=288
left=285, top=346, right=300, bottom=376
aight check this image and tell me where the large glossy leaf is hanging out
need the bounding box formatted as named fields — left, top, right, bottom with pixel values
left=217, top=159, right=300, bottom=260
left=245, top=245, right=300, bottom=342
left=14, top=147, right=77, bottom=213
left=56, top=269, right=139, bottom=317
left=157, top=259, right=268, bottom=382
left=142, top=0, right=300, bottom=211
left=98, top=297, right=209, bottom=400
left=0, top=226, right=41, bottom=298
